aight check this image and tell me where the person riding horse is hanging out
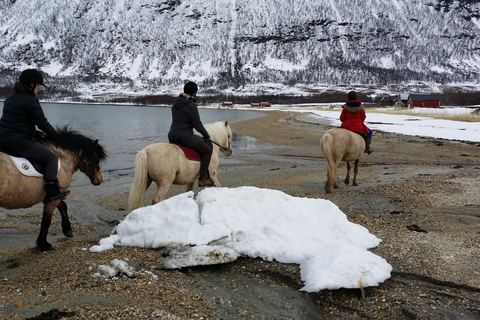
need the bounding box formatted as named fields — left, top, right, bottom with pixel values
left=340, top=91, right=374, bottom=154
left=0, top=69, right=70, bottom=201
left=167, top=81, right=214, bottom=187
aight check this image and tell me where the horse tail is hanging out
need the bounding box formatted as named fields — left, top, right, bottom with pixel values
left=128, top=149, right=149, bottom=212
left=321, top=132, right=336, bottom=192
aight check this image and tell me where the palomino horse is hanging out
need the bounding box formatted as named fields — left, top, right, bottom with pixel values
left=0, top=127, right=107, bottom=250
left=320, top=128, right=365, bottom=193
left=128, top=121, right=232, bottom=212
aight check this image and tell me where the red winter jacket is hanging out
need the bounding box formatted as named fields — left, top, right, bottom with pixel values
left=339, top=100, right=370, bottom=134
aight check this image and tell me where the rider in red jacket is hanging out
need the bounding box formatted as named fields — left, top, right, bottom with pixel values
left=340, top=91, right=374, bottom=154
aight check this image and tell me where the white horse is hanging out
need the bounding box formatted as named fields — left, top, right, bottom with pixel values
left=128, top=121, right=232, bottom=211
left=320, top=128, right=365, bottom=193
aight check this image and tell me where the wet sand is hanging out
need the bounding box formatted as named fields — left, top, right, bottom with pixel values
left=1, top=110, right=480, bottom=319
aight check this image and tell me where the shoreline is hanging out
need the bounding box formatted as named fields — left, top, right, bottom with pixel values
left=1, top=110, right=480, bottom=319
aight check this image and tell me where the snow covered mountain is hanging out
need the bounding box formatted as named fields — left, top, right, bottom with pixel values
left=0, top=0, right=479, bottom=97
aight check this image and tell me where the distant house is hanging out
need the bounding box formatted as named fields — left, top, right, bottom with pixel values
left=395, top=93, right=409, bottom=108
left=407, top=93, right=441, bottom=108
left=222, top=101, right=233, bottom=107
left=250, top=102, right=260, bottom=107
left=260, top=102, right=271, bottom=107
left=398, top=93, right=409, bottom=104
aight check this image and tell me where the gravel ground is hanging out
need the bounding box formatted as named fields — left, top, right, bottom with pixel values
left=1, top=110, right=480, bottom=319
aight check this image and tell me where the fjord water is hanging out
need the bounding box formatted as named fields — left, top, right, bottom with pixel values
left=0, top=102, right=263, bottom=223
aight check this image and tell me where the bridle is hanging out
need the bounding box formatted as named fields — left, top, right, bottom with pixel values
left=78, top=154, right=100, bottom=174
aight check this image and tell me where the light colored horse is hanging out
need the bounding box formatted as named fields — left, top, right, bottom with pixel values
left=320, top=128, right=365, bottom=193
left=128, top=121, right=232, bottom=212
left=0, top=127, right=107, bottom=250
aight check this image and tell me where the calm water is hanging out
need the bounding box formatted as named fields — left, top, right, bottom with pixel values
left=0, top=102, right=263, bottom=220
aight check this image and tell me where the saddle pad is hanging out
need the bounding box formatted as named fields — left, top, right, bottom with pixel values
left=177, top=145, right=201, bottom=162
left=9, top=156, right=61, bottom=177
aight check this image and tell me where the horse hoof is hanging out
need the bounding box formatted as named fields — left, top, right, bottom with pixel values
left=63, top=230, right=74, bottom=237
left=38, top=244, right=54, bottom=251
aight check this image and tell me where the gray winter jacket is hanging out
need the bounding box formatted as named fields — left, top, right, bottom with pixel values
left=167, top=94, right=209, bottom=147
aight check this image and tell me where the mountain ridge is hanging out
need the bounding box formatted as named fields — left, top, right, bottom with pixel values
left=0, top=0, right=479, bottom=98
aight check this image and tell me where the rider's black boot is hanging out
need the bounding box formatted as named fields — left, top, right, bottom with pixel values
left=44, top=179, right=71, bottom=202
left=365, top=137, right=374, bottom=154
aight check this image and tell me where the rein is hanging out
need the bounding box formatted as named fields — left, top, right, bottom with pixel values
left=209, top=139, right=231, bottom=152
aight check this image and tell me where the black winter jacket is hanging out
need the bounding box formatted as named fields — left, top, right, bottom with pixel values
left=167, top=94, right=209, bottom=148
left=0, top=91, right=57, bottom=152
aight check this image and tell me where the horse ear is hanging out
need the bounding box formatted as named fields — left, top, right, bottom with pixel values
left=93, top=139, right=98, bottom=146
left=224, top=121, right=228, bottom=127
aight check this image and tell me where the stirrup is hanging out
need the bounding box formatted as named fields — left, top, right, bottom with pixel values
left=46, top=190, right=71, bottom=202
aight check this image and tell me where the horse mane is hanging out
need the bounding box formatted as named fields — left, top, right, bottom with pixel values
left=38, top=126, right=107, bottom=162
left=204, top=121, right=230, bottom=143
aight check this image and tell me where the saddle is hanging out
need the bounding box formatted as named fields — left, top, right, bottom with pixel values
left=7, top=155, right=61, bottom=178
left=176, top=145, right=201, bottom=162
left=353, top=131, right=368, bottom=141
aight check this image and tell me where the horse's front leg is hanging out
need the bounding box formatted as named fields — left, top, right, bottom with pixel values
left=57, top=200, right=73, bottom=238
left=352, top=159, right=360, bottom=186
left=37, top=201, right=58, bottom=251
left=344, top=161, right=351, bottom=185
left=211, top=171, right=221, bottom=187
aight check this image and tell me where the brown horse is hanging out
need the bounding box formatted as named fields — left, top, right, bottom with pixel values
left=128, top=121, right=232, bottom=212
left=0, top=127, right=107, bottom=250
left=320, top=128, right=365, bottom=193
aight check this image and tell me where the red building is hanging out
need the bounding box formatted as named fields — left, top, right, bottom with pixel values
left=260, top=102, right=271, bottom=107
left=407, top=93, right=441, bottom=108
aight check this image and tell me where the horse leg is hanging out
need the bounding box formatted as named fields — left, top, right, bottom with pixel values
left=57, top=200, right=73, bottom=238
left=211, top=171, right=221, bottom=187
left=352, top=159, right=360, bottom=186
left=37, top=201, right=58, bottom=251
left=344, top=161, right=351, bottom=185
left=186, top=183, right=194, bottom=192
left=152, top=180, right=173, bottom=204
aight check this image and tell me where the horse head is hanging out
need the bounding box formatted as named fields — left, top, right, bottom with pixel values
left=221, top=121, right=233, bottom=157
left=54, top=127, right=107, bottom=186
left=77, top=139, right=106, bottom=185
left=205, top=121, right=232, bottom=157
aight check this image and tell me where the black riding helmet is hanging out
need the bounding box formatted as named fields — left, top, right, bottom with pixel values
left=19, top=69, right=46, bottom=86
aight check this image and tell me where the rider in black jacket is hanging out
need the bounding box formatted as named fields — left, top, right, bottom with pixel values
left=168, top=81, right=214, bottom=187
left=0, top=69, right=70, bottom=201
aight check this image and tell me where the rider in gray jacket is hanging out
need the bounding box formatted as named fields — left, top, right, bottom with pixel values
left=168, top=82, right=214, bottom=187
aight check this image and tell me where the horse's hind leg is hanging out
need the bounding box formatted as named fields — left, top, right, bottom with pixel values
left=352, top=159, right=360, bottom=186
left=37, top=202, right=57, bottom=251
left=152, top=180, right=172, bottom=204
left=57, top=200, right=73, bottom=238
left=344, top=161, right=351, bottom=185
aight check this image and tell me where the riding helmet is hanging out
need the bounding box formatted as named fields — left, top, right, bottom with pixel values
left=184, top=81, right=198, bottom=96
left=19, top=69, right=45, bottom=86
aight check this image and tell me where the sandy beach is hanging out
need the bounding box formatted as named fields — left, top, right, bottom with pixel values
left=1, top=110, right=480, bottom=319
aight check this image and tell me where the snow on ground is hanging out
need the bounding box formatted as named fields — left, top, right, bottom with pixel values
left=288, top=107, right=480, bottom=143
left=91, top=187, right=392, bottom=292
